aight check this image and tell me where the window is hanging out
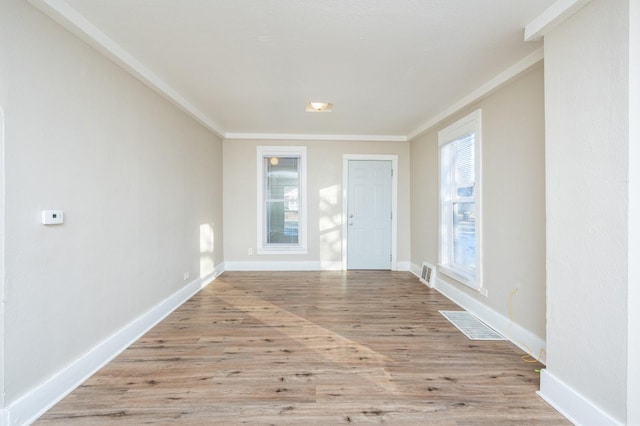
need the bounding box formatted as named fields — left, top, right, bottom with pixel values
left=257, top=146, right=307, bottom=254
left=438, top=110, right=482, bottom=290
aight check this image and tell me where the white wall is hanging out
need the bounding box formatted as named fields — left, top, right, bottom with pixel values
left=628, top=1, right=640, bottom=424
left=0, top=5, right=8, bottom=415
left=543, top=0, right=630, bottom=422
left=223, top=139, right=410, bottom=269
left=0, top=104, right=5, bottom=414
left=410, top=65, right=546, bottom=346
left=0, top=0, right=223, bottom=409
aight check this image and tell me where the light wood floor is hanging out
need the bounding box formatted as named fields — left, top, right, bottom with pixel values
left=36, top=271, right=567, bottom=425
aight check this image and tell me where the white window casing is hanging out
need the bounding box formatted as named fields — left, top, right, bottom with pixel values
left=256, top=146, right=308, bottom=254
left=438, top=109, right=483, bottom=291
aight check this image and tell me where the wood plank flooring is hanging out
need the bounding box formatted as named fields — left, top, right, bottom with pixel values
left=36, top=271, right=567, bottom=425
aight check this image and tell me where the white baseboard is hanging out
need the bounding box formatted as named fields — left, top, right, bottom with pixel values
left=538, top=369, right=622, bottom=426
left=225, top=260, right=411, bottom=272
left=410, top=263, right=546, bottom=364
left=396, top=261, right=411, bottom=271
left=214, top=261, right=225, bottom=277
left=320, top=261, right=343, bottom=271
left=224, top=261, right=327, bottom=271
left=410, top=262, right=422, bottom=277
left=3, top=269, right=220, bottom=426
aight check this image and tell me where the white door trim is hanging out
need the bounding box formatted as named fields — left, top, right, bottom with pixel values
left=342, top=154, right=398, bottom=270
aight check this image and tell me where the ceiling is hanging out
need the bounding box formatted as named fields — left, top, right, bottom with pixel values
left=42, top=0, right=555, bottom=140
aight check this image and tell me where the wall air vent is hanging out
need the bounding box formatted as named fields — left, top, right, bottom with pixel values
left=420, top=262, right=435, bottom=288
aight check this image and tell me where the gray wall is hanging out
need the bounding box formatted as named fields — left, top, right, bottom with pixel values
left=544, top=0, right=630, bottom=421
left=4, top=1, right=638, bottom=424
left=410, top=65, right=546, bottom=341
left=223, top=139, right=410, bottom=268
left=629, top=1, right=640, bottom=423
left=0, top=0, right=223, bottom=405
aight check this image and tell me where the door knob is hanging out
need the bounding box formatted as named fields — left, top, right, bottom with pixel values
left=348, top=222, right=353, bottom=226
left=349, top=214, right=354, bottom=218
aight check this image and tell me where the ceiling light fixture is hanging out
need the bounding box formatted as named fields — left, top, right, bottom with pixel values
left=310, top=102, right=329, bottom=111
left=306, top=102, right=333, bottom=112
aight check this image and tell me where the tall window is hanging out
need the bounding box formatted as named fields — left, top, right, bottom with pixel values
left=438, top=110, right=482, bottom=290
left=257, top=146, right=307, bottom=254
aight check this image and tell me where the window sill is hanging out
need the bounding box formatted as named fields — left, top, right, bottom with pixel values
left=438, top=264, right=481, bottom=292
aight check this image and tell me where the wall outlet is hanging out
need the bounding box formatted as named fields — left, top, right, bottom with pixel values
left=183, top=272, right=190, bottom=281
left=42, top=210, right=64, bottom=225
left=248, top=248, right=253, bottom=256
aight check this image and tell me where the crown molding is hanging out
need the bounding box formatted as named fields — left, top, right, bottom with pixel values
left=524, top=0, right=593, bottom=41
left=29, top=0, right=545, bottom=145
left=407, top=47, right=544, bottom=141
left=224, top=133, right=407, bottom=142
left=28, top=0, right=225, bottom=138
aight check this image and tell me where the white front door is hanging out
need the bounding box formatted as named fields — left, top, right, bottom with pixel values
left=347, top=160, right=392, bottom=269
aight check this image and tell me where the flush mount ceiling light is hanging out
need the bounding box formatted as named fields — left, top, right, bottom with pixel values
left=306, top=102, right=333, bottom=112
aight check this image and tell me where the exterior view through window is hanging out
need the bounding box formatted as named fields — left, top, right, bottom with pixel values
left=438, top=110, right=482, bottom=290
left=265, top=156, right=300, bottom=244
left=257, top=146, right=307, bottom=254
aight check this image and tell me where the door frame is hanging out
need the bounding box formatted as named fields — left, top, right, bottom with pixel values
left=342, top=154, right=398, bottom=270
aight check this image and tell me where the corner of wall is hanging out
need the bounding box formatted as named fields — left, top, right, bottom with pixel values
left=0, top=105, right=6, bottom=412
left=214, top=261, right=225, bottom=279
left=409, top=262, right=422, bottom=278
left=538, top=370, right=623, bottom=426
left=628, top=2, right=640, bottom=424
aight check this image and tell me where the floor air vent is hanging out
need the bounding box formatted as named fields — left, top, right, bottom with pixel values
left=420, top=262, right=435, bottom=287
left=439, top=311, right=506, bottom=340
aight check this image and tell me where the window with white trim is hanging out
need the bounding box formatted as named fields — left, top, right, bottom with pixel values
left=257, top=146, right=307, bottom=254
left=438, top=110, right=482, bottom=290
